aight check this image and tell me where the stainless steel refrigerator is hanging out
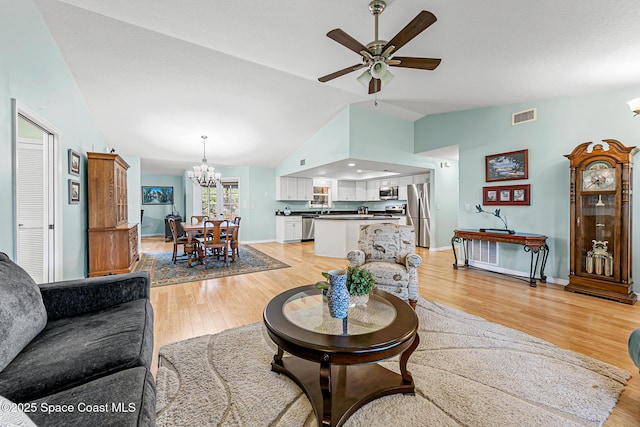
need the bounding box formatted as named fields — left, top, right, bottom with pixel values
left=406, top=183, right=431, bottom=248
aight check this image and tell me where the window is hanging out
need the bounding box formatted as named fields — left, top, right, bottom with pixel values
left=310, top=185, right=331, bottom=208
left=200, top=180, right=239, bottom=219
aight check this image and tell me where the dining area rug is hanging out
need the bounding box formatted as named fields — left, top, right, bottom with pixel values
left=134, top=246, right=290, bottom=288
left=155, top=297, right=630, bottom=426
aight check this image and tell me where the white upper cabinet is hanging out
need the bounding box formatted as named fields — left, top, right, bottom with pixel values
left=276, top=176, right=312, bottom=201
left=355, top=181, right=367, bottom=200
left=413, top=174, right=429, bottom=184
left=366, top=180, right=380, bottom=201
left=336, top=180, right=356, bottom=201
left=397, top=176, right=413, bottom=200
left=296, top=178, right=313, bottom=201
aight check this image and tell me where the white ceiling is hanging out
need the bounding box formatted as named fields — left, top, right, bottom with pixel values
left=34, top=0, right=640, bottom=176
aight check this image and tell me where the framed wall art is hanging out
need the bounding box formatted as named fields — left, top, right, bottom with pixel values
left=68, top=179, right=80, bottom=204
left=485, top=149, right=528, bottom=182
left=142, top=186, right=174, bottom=205
left=483, top=184, right=530, bottom=206
left=68, top=149, right=80, bottom=176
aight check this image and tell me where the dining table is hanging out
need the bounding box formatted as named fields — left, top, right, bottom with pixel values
left=180, top=220, right=238, bottom=267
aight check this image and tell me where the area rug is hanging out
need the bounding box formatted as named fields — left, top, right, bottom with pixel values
left=155, top=297, right=630, bottom=426
left=134, top=246, right=289, bottom=288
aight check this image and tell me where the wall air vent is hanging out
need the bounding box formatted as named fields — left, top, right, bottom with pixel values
left=300, top=159, right=305, bottom=166
left=512, top=108, right=537, bottom=125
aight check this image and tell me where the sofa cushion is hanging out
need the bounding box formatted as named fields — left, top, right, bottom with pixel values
left=0, top=298, right=153, bottom=402
left=27, top=367, right=155, bottom=427
left=0, top=252, right=47, bottom=373
left=0, top=395, right=37, bottom=426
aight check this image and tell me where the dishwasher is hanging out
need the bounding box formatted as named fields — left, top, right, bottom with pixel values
left=302, top=215, right=317, bottom=241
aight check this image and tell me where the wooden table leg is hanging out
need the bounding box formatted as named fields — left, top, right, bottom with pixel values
left=399, top=333, right=419, bottom=384
left=320, top=353, right=332, bottom=426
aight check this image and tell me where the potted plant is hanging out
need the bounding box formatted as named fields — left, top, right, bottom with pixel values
left=346, top=265, right=375, bottom=306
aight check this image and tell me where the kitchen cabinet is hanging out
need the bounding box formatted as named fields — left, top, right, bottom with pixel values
left=276, top=177, right=313, bottom=201
left=275, top=216, right=302, bottom=243
left=296, top=178, right=313, bottom=201
left=380, top=178, right=398, bottom=187
left=336, top=180, right=356, bottom=201
left=397, top=176, right=413, bottom=200
left=413, top=174, right=429, bottom=184
left=366, top=180, right=380, bottom=201
left=355, top=181, right=367, bottom=200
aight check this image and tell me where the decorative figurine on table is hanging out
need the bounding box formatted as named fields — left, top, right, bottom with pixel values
left=475, top=205, right=515, bottom=234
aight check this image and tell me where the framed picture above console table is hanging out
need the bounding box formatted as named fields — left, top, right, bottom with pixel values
left=483, top=184, right=530, bottom=206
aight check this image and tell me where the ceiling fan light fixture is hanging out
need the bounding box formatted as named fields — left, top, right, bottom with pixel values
left=357, top=69, right=372, bottom=87
left=370, top=61, right=388, bottom=79
left=627, top=98, right=640, bottom=115
left=380, top=68, right=394, bottom=85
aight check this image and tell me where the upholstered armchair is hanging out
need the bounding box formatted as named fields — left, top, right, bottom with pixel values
left=347, top=223, right=422, bottom=309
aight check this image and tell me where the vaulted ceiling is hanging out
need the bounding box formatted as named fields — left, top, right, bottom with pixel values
left=34, top=0, right=640, bottom=175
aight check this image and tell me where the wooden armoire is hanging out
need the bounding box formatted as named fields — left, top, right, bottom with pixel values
left=87, top=152, right=139, bottom=277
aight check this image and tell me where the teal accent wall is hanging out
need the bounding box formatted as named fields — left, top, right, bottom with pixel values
left=415, top=85, right=640, bottom=286
left=123, top=155, right=142, bottom=244
left=0, top=0, right=108, bottom=279
left=276, top=108, right=350, bottom=176
left=140, top=174, right=184, bottom=236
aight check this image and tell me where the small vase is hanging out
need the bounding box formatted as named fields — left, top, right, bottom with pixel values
left=349, top=293, right=370, bottom=308
left=326, top=269, right=349, bottom=319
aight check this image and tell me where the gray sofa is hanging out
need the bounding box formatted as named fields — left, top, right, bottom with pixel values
left=0, top=252, right=155, bottom=426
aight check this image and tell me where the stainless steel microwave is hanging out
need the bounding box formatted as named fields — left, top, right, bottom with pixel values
left=379, top=186, right=398, bottom=200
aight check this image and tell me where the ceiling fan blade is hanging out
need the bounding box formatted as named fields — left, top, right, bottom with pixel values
left=368, top=78, right=382, bottom=94
left=318, top=63, right=366, bottom=83
left=382, top=11, right=437, bottom=55
left=389, top=57, right=441, bottom=70
left=327, top=29, right=371, bottom=55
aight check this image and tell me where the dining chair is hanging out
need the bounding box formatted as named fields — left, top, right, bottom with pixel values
left=191, top=216, right=208, bottom=238
left=233, top=216, right=241, bottom=226
left=199, top=220, right=230, bottom=268
left=168, top=217, right=195, bottom=264
left=227, top=224, right=240, bottom=261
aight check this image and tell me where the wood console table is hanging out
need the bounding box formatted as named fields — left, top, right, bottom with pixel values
left=451, top=229, right=549, bottom=286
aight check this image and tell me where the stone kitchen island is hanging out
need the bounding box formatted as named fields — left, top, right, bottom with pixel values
left=314, top=215, right=402, bottom=258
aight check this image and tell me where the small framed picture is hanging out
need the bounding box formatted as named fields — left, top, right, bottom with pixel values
left=483, top=184, right=530, bottom=206
left=68, top=179, right=80, bottom=204
left=68, top=149, right=80, bottom=176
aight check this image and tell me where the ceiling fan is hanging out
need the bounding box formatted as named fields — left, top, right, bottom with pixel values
left=318, top=0, right=441, bottom=94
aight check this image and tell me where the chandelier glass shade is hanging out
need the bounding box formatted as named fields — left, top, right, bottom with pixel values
left=187, top=135, right=222, bottom=187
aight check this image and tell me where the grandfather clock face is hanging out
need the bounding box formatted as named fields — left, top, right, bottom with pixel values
left=581, top=160, right=616, bottom=192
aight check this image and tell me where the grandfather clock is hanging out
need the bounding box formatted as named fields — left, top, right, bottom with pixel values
left=565, top=139, right=637, bottom=304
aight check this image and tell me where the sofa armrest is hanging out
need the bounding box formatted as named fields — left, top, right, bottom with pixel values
left=347, top=250, right=365, bottom=267
left=38, top=272, right=151, bottom=321
left=405, top=254, right=422, bottom=269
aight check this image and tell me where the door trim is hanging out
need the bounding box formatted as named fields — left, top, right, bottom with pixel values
left=12, top=99, right=63, bottom=281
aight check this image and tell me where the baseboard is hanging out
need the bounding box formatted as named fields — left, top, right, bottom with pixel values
left=428, top=246, right=453, bottom=252
left=466, top=261, right=567, bottom=285
left=241, top=239, right=276, bottom=244
left=141, top=233, right=164, bottom=237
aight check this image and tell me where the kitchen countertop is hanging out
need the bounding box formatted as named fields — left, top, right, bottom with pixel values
left=315, top=215, right=401, bottom=220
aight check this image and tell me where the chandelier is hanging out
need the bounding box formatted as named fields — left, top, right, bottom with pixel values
left=187, top=135, right=222, bottom=187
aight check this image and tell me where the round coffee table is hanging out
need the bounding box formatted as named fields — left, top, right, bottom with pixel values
left=263, top=285, right=419, bottom=427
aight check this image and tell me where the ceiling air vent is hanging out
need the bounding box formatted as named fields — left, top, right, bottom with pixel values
left=512, top=108, right=536, bottom=126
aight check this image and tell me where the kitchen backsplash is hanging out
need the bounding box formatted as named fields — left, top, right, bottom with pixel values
left=275, top=200, right=406, bottom=212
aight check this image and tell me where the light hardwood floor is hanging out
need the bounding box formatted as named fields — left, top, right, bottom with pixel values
left=143, top=237, right=640, bottom=426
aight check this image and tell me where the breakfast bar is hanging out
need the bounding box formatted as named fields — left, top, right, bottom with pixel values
left=314, top=215, right=401, bottom=258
